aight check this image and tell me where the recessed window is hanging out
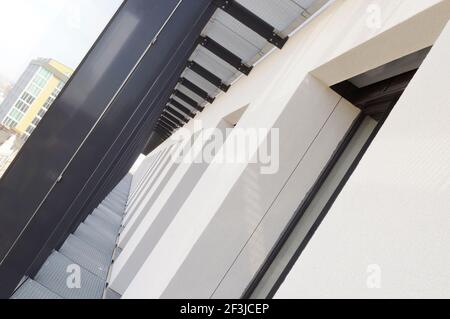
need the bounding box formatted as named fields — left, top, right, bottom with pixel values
left=247, top=47, right=432, bottom=299
left=32, top=118, right=40, bottom=126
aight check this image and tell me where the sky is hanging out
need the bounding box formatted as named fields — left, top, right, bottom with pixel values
left=0, top=0, right=123, bottom=83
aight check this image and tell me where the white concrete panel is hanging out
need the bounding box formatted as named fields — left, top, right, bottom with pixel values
left=124, top=151, right=165, bottom=227
left=212, top=99, right=361, bottom=298
left=125, top=147, right=171, bottom=219
left=311, top=0, right=450, bottom=85
left=251, top=116, right=377, bottom=298
left=276, top=21, right=450, bottom=299
left=119, top=142, right=184, bottom=249
left=124, top=76, right=345, bottom=298
left=128, top=152, right=161, bottom=203
left=110, top=122, right=233, bottom=295
left=120, top=145, right=177, bottom=234
left=128, top=149, right=169, bottom=208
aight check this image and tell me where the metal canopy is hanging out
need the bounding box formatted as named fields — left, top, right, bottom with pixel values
left=154, top=0, right=329, bottom=138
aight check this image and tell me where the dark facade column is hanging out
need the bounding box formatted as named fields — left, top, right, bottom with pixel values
left=0, top=0, right=216, bottom=298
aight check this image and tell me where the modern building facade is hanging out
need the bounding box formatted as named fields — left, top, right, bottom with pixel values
left=0, top=0, right=449, bottom=299
left=0, top=58, right=72, bottom=137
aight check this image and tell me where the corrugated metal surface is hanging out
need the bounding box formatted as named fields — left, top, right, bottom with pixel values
left=74, top=223, right=115, bottom=256
left=12, top=280, right=62, bottom=300
left=59, top=235, right=110, bottom=280
left=34, top=251, right=105, bottom=299
left=12, top=175, right=131, bottom=299
left=236, top=0, right=306, bottom=31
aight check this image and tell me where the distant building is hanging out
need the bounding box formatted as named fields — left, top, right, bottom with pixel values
left=0, top=58, right=73, bottom=137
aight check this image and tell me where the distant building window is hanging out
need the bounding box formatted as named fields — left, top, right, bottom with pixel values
left=26, top=126, right=35, bottom=135
left=3, top=117, right=18, bottom=129
left=42, top=96, right=55, bottom=110
left=32, top=117, right=40, bottom=126
left=15, top=100, right=29, bottom=113
left=32, top=76, right=48, bottom=88
left=51, top=81, right=64, bottom=98
left=38, top=67, right=52, bottom=80
left=32, top=68, right=52, bottom=89
left=38, top=108, right=47, bottom=118
left=9, top=109, right=24, bottom=122
left=27, top=83, right=42, bottom=97
left=20, top=92, right=35, bottom=105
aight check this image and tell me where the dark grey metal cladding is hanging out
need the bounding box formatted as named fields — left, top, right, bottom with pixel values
left=90, top=118, right=156, bottom=213
left=58, top=0, right=215, bottom=234
left=157, top=131, right=171, bottom=140
left=155, top=125, right=173, bottom=138
left=0, top=0, right=217, bottom=298
left=32, top=0, right=216, bottom=277
left=12, top=175, right=130, bottom=299
left=33, top=7, right=213, bottom=275
left=144, top=132, right=166, bottom=155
